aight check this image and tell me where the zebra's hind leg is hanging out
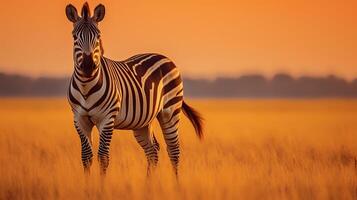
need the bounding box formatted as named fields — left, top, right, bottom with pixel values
left=133, top=124, right=159, bottom=176
left=153, top=134, right=160, bottom=152
left=157, top=108, right=181, bottom=177
left=74, top=116, right=94, bottom=175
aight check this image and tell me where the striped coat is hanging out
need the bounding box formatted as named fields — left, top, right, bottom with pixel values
left=66, top=3, right=203, bottom=176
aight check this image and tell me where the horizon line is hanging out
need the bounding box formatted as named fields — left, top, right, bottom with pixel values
left=1, top=71, right=356, bottom=82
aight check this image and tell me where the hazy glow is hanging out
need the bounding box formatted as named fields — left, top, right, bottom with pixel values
left=0, top=0, right=356, bottom=79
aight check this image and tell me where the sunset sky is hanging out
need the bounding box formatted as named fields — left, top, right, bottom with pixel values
left=0, top=0, right=356, bottom=79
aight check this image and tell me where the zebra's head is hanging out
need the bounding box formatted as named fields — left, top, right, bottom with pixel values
left=65, top=2, right=105, bottom=77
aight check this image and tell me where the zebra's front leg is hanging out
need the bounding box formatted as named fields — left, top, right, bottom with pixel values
left=133, top=124, right=160, bottom=176
left=74, top=116, right=94, bottom=175
left=97, top=118, right=115, bottom=176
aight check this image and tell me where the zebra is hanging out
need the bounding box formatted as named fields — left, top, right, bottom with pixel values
left=65, top=2, right=203, bottom=176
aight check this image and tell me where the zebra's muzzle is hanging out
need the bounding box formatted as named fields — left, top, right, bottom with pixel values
left=80, top=53, right=97, bottom=77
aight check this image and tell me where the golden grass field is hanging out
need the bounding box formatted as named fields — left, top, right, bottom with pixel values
left=0, top=99, right=356, bottom=199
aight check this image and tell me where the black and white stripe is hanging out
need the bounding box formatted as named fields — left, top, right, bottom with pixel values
left=66, top=2, right=203, bottom=176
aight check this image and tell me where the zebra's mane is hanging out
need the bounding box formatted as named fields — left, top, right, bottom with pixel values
left=99, top=38, right=104, bottom=55
left=81, top=2, right=91, bottom=20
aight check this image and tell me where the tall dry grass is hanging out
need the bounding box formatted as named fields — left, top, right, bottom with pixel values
left=0, top=98, right=356, bottom=199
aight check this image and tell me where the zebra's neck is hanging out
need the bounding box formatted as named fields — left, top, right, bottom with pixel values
left=72, top=58, right=103, bottom=98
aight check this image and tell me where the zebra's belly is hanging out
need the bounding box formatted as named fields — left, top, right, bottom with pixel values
left=113, top=99, right=163, bottom=130
left=113, top=108, right=161, bottom=130
left=113, top=115, right=153, bottom=130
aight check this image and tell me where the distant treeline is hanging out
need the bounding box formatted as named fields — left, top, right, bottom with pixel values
left=1, top=72, right=357, bottom=98
left=0, top=73, right=68, bottom=97
left=184, top=74, right=357, bottom=98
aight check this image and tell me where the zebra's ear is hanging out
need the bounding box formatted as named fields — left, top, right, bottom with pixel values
left=93, top=4, right=105, bottom=22
left=66, top=4, right=79, bottom=23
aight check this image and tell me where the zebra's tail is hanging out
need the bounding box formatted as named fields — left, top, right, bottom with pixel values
left=182, top=101, right=204, bottom=140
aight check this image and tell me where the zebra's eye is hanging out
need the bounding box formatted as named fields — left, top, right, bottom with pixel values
left=73, top=35, right=78, bottom=40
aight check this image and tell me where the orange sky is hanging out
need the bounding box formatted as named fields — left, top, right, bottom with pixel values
left=0, top=0, right=356, bottom=79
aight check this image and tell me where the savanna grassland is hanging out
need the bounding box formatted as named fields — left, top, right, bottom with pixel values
left=0, top=99, right=356, bottom=200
